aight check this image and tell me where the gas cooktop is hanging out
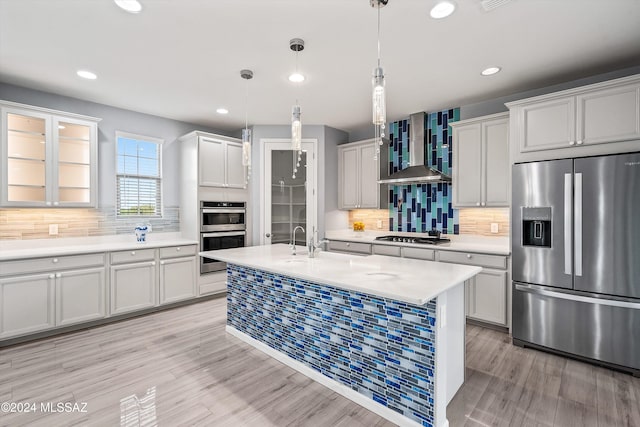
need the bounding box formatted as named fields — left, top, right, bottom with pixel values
left=375, top=235, right=451, bottom=245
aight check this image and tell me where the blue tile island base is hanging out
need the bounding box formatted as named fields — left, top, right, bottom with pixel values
left=226, top=263, right=465, bottom=427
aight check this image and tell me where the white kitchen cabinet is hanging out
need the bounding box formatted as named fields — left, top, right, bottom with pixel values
left=0, top=273, right=55, bottom=339
left=338, top=139, right=379, bottom=209
left=159, top=245, right=197, bottom=305
left=451, top=112, right=509, bottom=208
left=0, top=101, right=100, bottom=207
left=110, top=260, right=157, bottom=315
left=466, top=269, right=507, bottom=325
left=507, top=74, right=640, bottom=163
left=196, top=135, right=246, bottom=188
left=55, top=267, right=106, bottom=327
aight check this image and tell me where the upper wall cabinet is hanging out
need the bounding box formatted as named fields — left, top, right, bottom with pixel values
left=507, top=74, right=640, bottom=163
left=0, top=101, right=100, bottom=208
left=450, top=112, right=510, bottom=208
left=338, top=139, right=379, bottom=210
left=180, top=131, right=245, bottom=189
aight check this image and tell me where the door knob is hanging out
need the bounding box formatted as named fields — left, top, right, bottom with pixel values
left=265, top=233, right=271, bottom=238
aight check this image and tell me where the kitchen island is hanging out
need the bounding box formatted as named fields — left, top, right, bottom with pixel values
left=201, top=244, right=481, bottom=427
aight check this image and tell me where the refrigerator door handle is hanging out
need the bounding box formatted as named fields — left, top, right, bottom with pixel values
left=514, top=284, right=640, bottom=309
left=575, top=173, right=583, bottom=277
left=564, top=173, right=572, bottom=275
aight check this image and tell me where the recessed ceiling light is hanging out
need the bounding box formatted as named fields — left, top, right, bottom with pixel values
left=114, top=0, right=142, bottom=13
left=216, top=108, right=229, bottom=115
left=77, top=70, right=97, bottom=80
left=481, top=66, right=501, bottom=76
left=430, top=1, right=456, bottom=19
left=288, top=72, right=305, bottom=83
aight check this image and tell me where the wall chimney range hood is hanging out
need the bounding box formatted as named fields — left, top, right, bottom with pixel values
left=378, top=112, right=451, bottom=185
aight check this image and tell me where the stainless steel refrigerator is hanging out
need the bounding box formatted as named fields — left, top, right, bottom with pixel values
left=512, top=151, right=640, bottom=375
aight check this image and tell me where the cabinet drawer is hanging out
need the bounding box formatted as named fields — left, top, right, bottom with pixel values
left=401, top=247, right=435, bottom=261
left=159, top=245, right=197, bottom=259
left=438, top=251, right=507, bottom=269
left=372, top=244, right=401, bottom=257
left=0, top=253, right=105, bottom=277
left=110, top=248, right=156, bottom=265
left=327, top=240, right=371, bottom=255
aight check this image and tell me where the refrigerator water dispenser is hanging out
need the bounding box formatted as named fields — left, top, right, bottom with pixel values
left=522, top=207, right=551, bottom=247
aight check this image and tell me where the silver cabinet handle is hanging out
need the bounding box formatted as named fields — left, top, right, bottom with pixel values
left=466, top=254, right=472, bottom=259
left=176, top=247, right=181, bottom=251
left=476, top=202, right=480, bottom=206
left=346, top=242, right=351, bottom=247
left=569, top=141, right=575, bottom=146
left=160, top=261, right=165, bottom=265
left=46, top=201, right=52, bottom=206
left=576, top=140, right=583, bottom=145
left=131, top=251, right=136, bottom=255
left=151, top=261, right=156, bottom=266
left=49, top=274, right=55, bottom=279
left=56, top=273, right=62, bottom=278
left=52, top=258, right=59, bottom=263
left=564, top=173, right=572, bottom=275
left=481, top=202, right=486, bottom=206
left=53, top=201, right=59, bottom=206
left=575, top=172, right=583, bottom=277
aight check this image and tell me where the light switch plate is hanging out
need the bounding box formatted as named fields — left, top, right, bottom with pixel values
left=49, top=224, right=58, bottom=235
left=490, top=223, right=499, bottom=234
left=376, top=220, right=383, bottom=229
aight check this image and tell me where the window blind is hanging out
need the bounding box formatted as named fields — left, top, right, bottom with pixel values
left=116, top=133, right=162, bottom=217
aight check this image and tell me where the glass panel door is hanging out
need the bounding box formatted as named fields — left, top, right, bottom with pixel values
left=56, top=120, right=91, bottom=204
left=270, top=150, right=307, bottom=245
left=6, top=113, right=48, bottom=203
left=262, top=140, right=316, bottom=247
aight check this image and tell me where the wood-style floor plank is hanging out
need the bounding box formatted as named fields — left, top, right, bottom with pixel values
left=0, top=298, right=638, bottom=427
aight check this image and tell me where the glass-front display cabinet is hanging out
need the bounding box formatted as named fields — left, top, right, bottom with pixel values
left=1, top=101, right=100, bottom=207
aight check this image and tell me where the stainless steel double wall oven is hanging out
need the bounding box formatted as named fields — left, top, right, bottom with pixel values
left=200, top=201, right=246, bottom=274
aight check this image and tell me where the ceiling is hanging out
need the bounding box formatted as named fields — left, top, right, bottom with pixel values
left=1, top=0, right=640, bottom=135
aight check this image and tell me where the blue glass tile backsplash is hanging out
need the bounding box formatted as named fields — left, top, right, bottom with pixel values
left=227, top=264, right=438, bottom=427
left=387, top=108, right=460, bottom=234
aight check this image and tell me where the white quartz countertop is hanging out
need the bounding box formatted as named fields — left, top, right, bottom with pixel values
left=325, top=230, right=510, bottom=256
left=200, top=244, right=481, bottom=305
left=0, top=233, right=198, bottom=261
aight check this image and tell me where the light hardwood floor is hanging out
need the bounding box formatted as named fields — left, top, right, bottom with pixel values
left=0, top=297, right=638, bottom=427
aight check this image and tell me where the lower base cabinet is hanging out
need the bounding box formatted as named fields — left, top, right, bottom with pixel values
left=56, top=267, right=106, bottom=327
left=110, top=261, right=157, bottom=315
left=466, top=269, right=507, bottom=325
left=0, top=273, right=55, bottom=339
left=160, top=257, right=197, bottom=305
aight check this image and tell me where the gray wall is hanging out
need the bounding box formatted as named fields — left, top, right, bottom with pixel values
left=248, top=124, right=348, bottom=243
left=0, top=82, right=229, bottom=209
left=348, top=65, right=640, bottom=141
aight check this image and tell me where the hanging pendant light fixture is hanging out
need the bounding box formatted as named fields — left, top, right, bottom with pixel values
left=240, top=69, right=253, bottom=183
left=370, top=0, right=388, bottom=159
left=289, top=38, right=304, bottom=153
left=289, top=38, right=305, bottom=179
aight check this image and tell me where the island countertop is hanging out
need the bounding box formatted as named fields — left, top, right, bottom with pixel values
left=200, top=244, right=481, bottom=305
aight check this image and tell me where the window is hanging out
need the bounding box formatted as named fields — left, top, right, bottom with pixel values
left=116, top=132, right=163, bottom=217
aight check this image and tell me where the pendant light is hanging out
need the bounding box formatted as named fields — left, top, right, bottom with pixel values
left=289, top=38, right=304, bottom=153
left=289, top=38, right=305, bottom=179
left=370, top=0, right=388, bottom=159
left=240, top=69, right=253, bottom=183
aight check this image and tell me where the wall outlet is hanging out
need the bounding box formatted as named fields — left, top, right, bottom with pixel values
left=376, top=219, right=383, bottom=229
left=49, top=224, right=58, bottom=235
left=490, top=223, right=499, bottom=234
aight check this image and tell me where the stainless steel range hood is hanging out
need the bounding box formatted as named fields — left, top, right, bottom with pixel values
left=378, top=112, right=451, bottom=185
